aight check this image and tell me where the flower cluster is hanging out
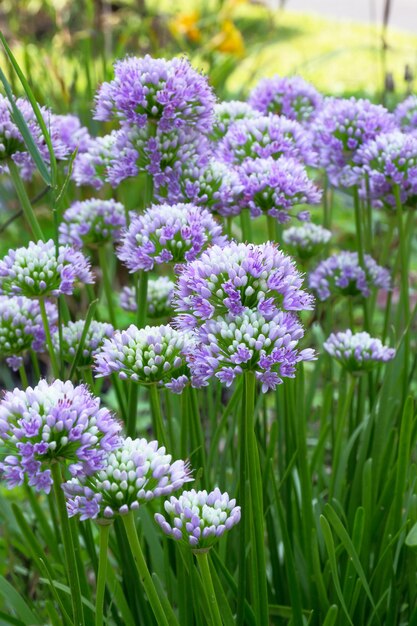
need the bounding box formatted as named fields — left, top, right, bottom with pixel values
left=174, top=241, right=314, bottom=330
left=59, top=199, right=127, bottom=248
left=283, top=222, right=332, bottom=259
left=211, top=101, right=261, bottom=141
left=117, top=203, right=226, bottom=273
left=249, top=75, right=322, bottom=123
left=94, top=324, right=191, bottom=393
left=323, top=329, right=395, bottom=373
left=238, top=156, right=322, bottom=222
left=53, top=320, right=114, bottom=366
left=308, top=251, right=391, bottom=301
left=154, top=488, right=240, bottom=549
left=0, top=380, right=121, bottom=493
left=50, top=114, right=91, bottom=156
left=394, top=95, right=417, bottom=132
left=120, top=277, right=175, bottom=318
left=72, top=132, right=120, bottom=190
left=62, top=436, right=192, bottom=520
left=0, top=240, right=94, bottom=298
left=0, top=94, right=26, bottom=162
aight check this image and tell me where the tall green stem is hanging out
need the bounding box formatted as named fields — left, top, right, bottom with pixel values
left=39, top=297, right=60, bottom=378
left=8, top=159, right=45, bottom=241
left=136, top=271, right=148, bottom=328
left=353, top=187, right=370, bottom=331
left=95, top=523, right=111, bottom=626
left=240, top=208, right=252, bottom=243
left=237, top=373, right=248, bottom=626
left=149, top=383, right=168, bottom=446
left=394, top=185, right=410, bottom=401
left=19, top=363, right=28, bottom=388
left=122, top=512, right=170, bottom=626
left=126, top=382, right=138, bottom=437
left=98, top=246, right=116, bottom=326
left=195, top=551, right=223, bottom=626
left=51, top=463, right=84, bottom=626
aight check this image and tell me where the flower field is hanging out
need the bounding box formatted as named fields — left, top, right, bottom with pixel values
left=0, top=11, right=417, bottom=626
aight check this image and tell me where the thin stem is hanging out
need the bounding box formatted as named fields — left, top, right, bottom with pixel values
left=237, top=373, right=248, bottom=626
left=149, top=383, right=168, bottom=446
left=122, top=512, right=170, bottom=626
left=126, top=382, right=138, bottom=437
left=19, top=363, right=28, bottom=388
left=8, top=159, right=45, bottom=241
left=95, top=523, right=111, bottom=626
left=30, top=349, right=41, bottom=380
left=394, top=184, right=410, bottom=401
left=240, top=208, right=252, bottom=243
left=195, top=551, right=223, bottom=626
left=136, top=271, right=149, bottom=328
left=266, top=214, right=276, bottom=242
left=98, top=246, right=116, bottom=326
left=50, top=462, right=84, bottom=626
left=39, top=297, right=60, bottom=378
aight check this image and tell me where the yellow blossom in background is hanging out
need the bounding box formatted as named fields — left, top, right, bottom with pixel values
left=210, top=20, right=245, bottom=57
left=169, top=11, right=202, bottom=43
left=219, top=0, right=248, bottom=20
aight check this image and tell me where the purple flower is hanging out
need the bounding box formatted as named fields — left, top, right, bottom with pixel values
left=323, top=329, right=395, bottom=373
left=283, top=222, right=332, bottom=259
left=120, top=277, right=175, bottom=318
left=52, top=320, right=114, bottom=366
left=308, top=251, right=391, bottom=301
left=0, top=240, right=94, bottom=298
left=117, top=203, right=226, bottom=273
left=154, top=488, right=240, bottom=549
left=72, top=132, right=121, bottom=190
left=249, top=75, right=323, bottom=124
left=50, top=114, right=91, bottom=156
left=59, top=199, right=127, bottom=248
left=394, top=95, right=417, bottom=132
left=0, top=380, right=121, bottom=493
left=211, top=101, right=261, bottom=140
left=173, top=241, right=314, bottom=330
left=238, top=156, right=322, bottom=222
left=0, top=94, right=26, bottom=161
left=62, top=436, right=192, bottom=520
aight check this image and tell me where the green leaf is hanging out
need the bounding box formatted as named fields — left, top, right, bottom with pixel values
left=322, top=605, right=339, bottom=626
left=405, top=522, right=417, bottom=549
left=68, top=299, right=98, bottom=378
left=0, top=576, right=42, bottom=625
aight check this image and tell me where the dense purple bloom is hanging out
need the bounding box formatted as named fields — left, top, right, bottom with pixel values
left=94, top=55, right=216, bottom=135
left=249, top=75, right=323, bottom=123
left=62, top=436, right=192, bottom=520
left=94, top=324, right=191, bottom=392
left=308, top=251, right=391, bottom=301
left=187, top=308, right=316, bottom=391
left=72, top=132, right=120, bottom=190
left=50, top=114, right=91, bottom=156
left=324, top=329, right=395, bottom=373
left=174, top=241, right=314, bottom=330
left=394, top=95, right=417, bottom=131
left=120, top=277, right=175, bottom=318
left=0, top=94, right=26, bottom=162
left=311, top=97, right=396, bottom=186
left=238, top=156, right=322, bottom=222
left=154, top=488, right=240, bottom=549
left=0, top=380, right=121, bottom=493
left=0, top=240, right=94, bottom=298
left=211, top=101, right=261, bottom=140
left=59, top=199, right=127, bottom=248
left=117, top=203, right=226, bottom=273
left=283, top=222, right=332, bottom=259
left=217, top=114, right=316, bottom=166
left=52, top=320, right=114, bottom=366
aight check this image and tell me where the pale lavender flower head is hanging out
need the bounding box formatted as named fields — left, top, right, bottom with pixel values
left=355, top=131, right=417, bottom=208
left=52, top=320, right=114, bottom=367
left=238, top=156, right=322, bottom=222
left=0, top=240, right=94, bottom=298
left=187, top=308, right=316, bottom=391
left=323, top=329, right=395, bottom=373
left=59, top=199, right=127, bottom=248
left=117, top=203, right=226, bottom=273
left=155, top=488, right=240, bottom=549
left=217, top=115, right=316, bottom=166
left=308, top=251, right=391, bottom=301
left=94, top=324, right=191, bottom=392
left=0, top=94, right=25, bottom=161
left=94, top=55, right=216, bottom=135
left=283, top=222, right=332, bottom=259
left=0, top=380, right=121, bottom=493
left=0, top=296, right=58, bottom=370
left=120, top=277, right=175, bottom=318
left=249, top=75, right=323, bottom=124
left=394, top=95, right=417, bottom=132
left=174, top=241, right=314, bottom=330
left=50, top=114, right=91, bottom=156
left=311, top=97, right=396, bottom=186
left=62, top=436, right=192, bottom=520
left=72, top=132, right=120, bottom=190
left=211, top=100, right=261, bottom=140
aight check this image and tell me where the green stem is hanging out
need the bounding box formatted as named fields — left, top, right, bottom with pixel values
left=126, top=382, right=138, bottom=437
left=30, top=349, right=41, bottom=380
left=353, top=187, right=370, bottom=331
left=122, top=512, right=170, bottom=626
left=394, top=184, right=410, bottom=402
left=136, top=271, right=149, bottom=328
left=8, top=159, right=45, bottom=240
left=240, top=208, right=252, bottom=243
left=95, top=523, right=111, bottom=626
left=98, top=246, right=116, bottom=326
left=19, top=363, right=28, bottom=388
left=266, top=214, right=276, bottom=242
left=39, top=297, right=60, bottom=378
left=149, top=383, right=168, bottom=446
left=195, top=551, right=223, bottom=626
left=237, top=373, right=248, bottom=626
left=50, top=463, right=84, bottom=626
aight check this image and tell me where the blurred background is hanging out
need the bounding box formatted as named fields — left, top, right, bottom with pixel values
left=1, top=0, right=417, bottom=119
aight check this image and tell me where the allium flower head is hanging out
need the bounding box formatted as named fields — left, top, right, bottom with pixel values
left=394, top=95, right=417, bottom=132
left=94, top=55, right=216, bottom=135
left=211, top=101, right=261, bottom=140
left=249, top=75, right=323, bottom=123
left=50, top=114, right=91, bottom=156
left=308, top=251, right=391, bottom=301
left=0, top=296, right=57, bottom=370
left=59, top=199, right=127, bottom=248
left=94, top=324, right=191, bottom=393
left=52, top=320, right=114, bottom=366
left=187, top=308, right=316, bottom=391
left=72, top=132, right=120, bottom=190
left=283, top=222, right=332, bottom=259
left=0, top=380, right=121, bottom=493
left=324, top=329, right=395, bottom=373
left=62, top=436, right=192, bottom=520
left=0, top=94, right=25, bottom=161
left=174, top=241, right=314, bottom=330
left=155, top=488, right=240, bottom=549
left=238, top=156, right=322, bottom=222
left=217, top=114, right=316, bottom=166
left=120, top=277, right=175, bottom=318
left=117, top=203, right=226, bottom=273
left=0, top=240, right=94, bottom=298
